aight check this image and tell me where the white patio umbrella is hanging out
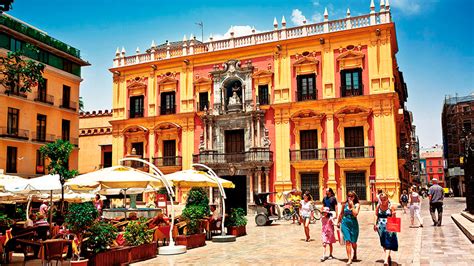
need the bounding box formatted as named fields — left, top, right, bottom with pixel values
left=4, top=174, right=62, bottom=194
left=0, top=173, right=28, bottom=192
left=163, top=170, right=235, bottom=189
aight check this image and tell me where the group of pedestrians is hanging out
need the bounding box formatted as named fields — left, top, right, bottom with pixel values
left=296, top=179, right=445, bottom=265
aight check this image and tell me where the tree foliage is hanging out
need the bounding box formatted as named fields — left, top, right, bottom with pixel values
left=0, top=48, right=45, bottom=93
left=39, top=139, right=78, bottom=184
left=124, top=217, right=154, bottom=246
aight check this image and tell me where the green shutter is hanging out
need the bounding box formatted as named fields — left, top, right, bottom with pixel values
left=0, top=33, right=9, bottom=49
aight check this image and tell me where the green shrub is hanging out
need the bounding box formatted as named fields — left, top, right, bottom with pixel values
left=186, top=187, right=210, bottom=213
left=124, top=217, right=154, bottom=246
left=180, top=187, right=210, bottom=235
left=65, top=202, right=98, bottom=234
left=85, top=222, right=117, bottom=254
left=225, top=208, right=247, bottom=227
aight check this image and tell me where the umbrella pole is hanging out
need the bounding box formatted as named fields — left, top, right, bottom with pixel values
left=49, top=190, right=53, bottom=232
left=26, top=195, right=32, bottom=218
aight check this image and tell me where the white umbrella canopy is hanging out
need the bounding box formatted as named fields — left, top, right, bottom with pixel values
left=163, top=170, right=235, bottom=188
left=65, top=165, right=165, bottom=191
left=4, top=174, right=62, bottom=194
left=0, top=173, right=28, bottom=192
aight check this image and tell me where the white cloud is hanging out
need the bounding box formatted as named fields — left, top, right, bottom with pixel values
left=312, top=0, right=321, bottom=7
left=391, top=0, right=421, bottom=15
left=291, top=9, right=307, bottom=26
left=311, top=13, right=323, bottom=23
left=211, top=25, right=261, bottom=41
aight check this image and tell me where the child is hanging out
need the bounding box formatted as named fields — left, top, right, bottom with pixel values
left=321, top=207, right=337, bottom=261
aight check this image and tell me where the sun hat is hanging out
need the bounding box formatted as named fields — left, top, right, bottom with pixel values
left=322, top=207, right=330, bottom=213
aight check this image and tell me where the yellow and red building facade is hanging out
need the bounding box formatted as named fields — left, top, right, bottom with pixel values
left=110, top=2, right=413, bottom=210
left=0, top=14, right=88, bottom=177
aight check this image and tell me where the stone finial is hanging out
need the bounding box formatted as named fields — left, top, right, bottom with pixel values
left=151, top=40, right=156, bottom=48
left=166, top=40, right=170, bottom=46
left=370, top=0, right=375, bottom=13
left=251, top=27, right=256, bottom=33
left=385, top=0, right=390, bottom=10
left=190, top=33, right=194, bottom=40
left=324, top=7, right=329, bottom=21
left=347, top=8, right=351, bottom=17
left=230, top=26, right=234, bottom=37
left=273, top=17, right=278, bottom=29
left=121, top=47, right=126, bottom=55
left=209, top=34, right=213, bottom=41
left=281, top=16, right=286, bottom=27
left=303, top=18, right=307, bottom=24
left=183, top=34, right=187, bottom=42
left=380, top=0, right=385, bottom=12
left=115, top=47, right=120, bottom=57
left=136, top=47, right=140, bottom=54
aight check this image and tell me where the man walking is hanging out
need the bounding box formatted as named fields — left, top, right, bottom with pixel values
left=428, top=178, right=444, bottom=226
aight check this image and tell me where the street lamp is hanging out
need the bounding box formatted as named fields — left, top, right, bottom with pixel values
left=0, top=0, right=14, bottom=13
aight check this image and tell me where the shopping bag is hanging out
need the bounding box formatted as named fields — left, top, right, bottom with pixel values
left=386, top=217, right=401, bottom=232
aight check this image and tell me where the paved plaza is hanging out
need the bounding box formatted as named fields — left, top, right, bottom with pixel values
left=135, top=198, right=473, bottom=266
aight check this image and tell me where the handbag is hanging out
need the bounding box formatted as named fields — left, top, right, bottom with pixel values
left=386, top=217, right=401, bottom=233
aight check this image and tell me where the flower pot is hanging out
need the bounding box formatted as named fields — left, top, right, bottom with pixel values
left=87, top=247, right=130, bottom=266
left=70, top=259, right=88, bottom=266
left=227, top=225, right=247, bottom=237
left=128, top=242, right=157, bottom=263
left=175, top=233, right=206, bottom=249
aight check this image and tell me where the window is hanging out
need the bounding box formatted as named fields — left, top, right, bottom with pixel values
left=129, top=96, right=144, bottom=118
left=343, top=126, right=365, bottom=158
left=345, top=172, right=367, bottom=200
left=429, top=168, right=433, bottom=173
left=7, top=146, right=17, bottom=173
left=258, top=85, right=270, bottom=105
left=438, top=160, right=442, bottom=166
left=341, top=68, right=362, bottom=97
left=62, top=119, right=70, bottom=141
left=36, top=150, right=45, bottom=174
left=63, top=60, right=73, bottom=73
left=131, top=142, right=144, bottom=157
left=7, top=107, right=19, bottom=135
left=463, top=120, right=472, bottom=133
left=198, top=92, right=209, bottom=111
left=429, top=161, right=432, bottom=166
left=301, top=173, right=319, bottom=201
left=300, top=130, right=318, bottom=160
left=438, top=168, right=443, bottom=173
left=62, top=85, right=71, bottom=108
left=103, top=152, right=112, bottom=168
left=10, top=38, right=22, bottom=52
left=297, top=74, right=316, bottom=101
left=163, top=140, right=177, bottom=166
left=160, top=92, right=176, bottom=115
left=36, top=114, right=47, bottom=141
left=37, top=78, right=47, bottom=102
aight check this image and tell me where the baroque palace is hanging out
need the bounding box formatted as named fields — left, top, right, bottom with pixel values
left=0, top=14, right=88, bottom=177
left=108, top=1, right=414, bottom=211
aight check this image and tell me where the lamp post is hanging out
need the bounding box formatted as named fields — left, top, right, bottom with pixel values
left=119, top=158, right=187, bottom=255
left=192, top=163, right=236, bottom=242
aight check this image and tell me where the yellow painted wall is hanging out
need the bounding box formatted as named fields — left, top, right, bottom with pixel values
left=78, top=114, right=113, bottom=173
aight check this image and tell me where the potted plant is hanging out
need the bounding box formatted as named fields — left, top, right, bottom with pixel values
left=0, top=213, right=14, bottom=234
left=84, top=222, right=118, bottom=266
left=123, top=217, right=157, bottom=262
left=175, top=187, right=209, bottom=249
left=64, top=202, right=98, bottom=266
left=225, top=208, right=247, bottom=237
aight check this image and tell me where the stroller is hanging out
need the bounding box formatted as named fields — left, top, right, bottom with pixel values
left=254, top=192, right=281, bottom=226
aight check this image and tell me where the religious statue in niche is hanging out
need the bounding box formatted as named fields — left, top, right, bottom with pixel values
left=262, top=128, right=271, bottom=148
left=228, top=82, right=242, bottom=106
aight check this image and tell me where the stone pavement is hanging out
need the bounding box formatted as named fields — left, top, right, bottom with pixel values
left=135, top=198, right=473, bottom=266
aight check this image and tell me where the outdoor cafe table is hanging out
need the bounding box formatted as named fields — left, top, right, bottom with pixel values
left=103, top=208, right=162, bottom=219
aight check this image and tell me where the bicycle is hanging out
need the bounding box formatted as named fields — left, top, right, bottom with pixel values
left=309, top=202, right=322, bottom=224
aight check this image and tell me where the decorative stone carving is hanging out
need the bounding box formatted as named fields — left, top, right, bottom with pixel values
left=199, top=133, right=205, bottom=151
left=262, top=128, right=271, bottom=148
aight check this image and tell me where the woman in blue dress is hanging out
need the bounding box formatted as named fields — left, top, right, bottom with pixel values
left=373, top=193, right=398, bottom=265
left=337, top=191, right=360, bottom=265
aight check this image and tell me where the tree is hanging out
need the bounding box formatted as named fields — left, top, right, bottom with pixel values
left=0, top=48, right=45, bottom=93
left=40, top=139, right=78, bottom=209
left=79, top=96, right=84, bottom=112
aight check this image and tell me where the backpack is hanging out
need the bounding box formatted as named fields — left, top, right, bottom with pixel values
left=401, top=194, right=408, bottom=202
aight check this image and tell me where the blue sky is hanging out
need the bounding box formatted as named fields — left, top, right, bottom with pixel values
left=7, top=0, right=474, bottom=148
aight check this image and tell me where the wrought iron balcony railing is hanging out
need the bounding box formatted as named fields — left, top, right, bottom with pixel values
left=60, top=99, right=77, bottom=111
left=3, top=89, right=27, bottom=98
left=122, top=157, right=150, bottom=169
left=32, top=132, right=56, bottom=143
left=341, top=85, right=363, bottom=97
left=129, top=109, right=144, bottom=118
left=334, top=146, right=374, bottom=159
left=0, top=127, right=29, bottom=140
left=297, top=93, right=317, bottom=102
left=193, top=149, right=273, bottom=164
left=290, top=148, right=327, bottom=161
left=153, top=156, right=182, bottom=167
left=160, top=105, right=176, bottom=115
left=34, top=93, right=54, bottom=105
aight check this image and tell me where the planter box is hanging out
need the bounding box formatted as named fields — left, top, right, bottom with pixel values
left=87, top=242, right=157, bottom=266
left=227, top=225, right=247, bottom=237
left=129, top=242, right=157, bottom=263
left=175, top=233, right=206, bottom=249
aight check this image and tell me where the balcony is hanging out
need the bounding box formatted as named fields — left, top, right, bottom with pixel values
left=297, top=93, right=317, bottom=102
left=0, top=127, right=29, bottom=140
left=60, top=99, right=77, bottom=111
left=290, top=149, right=327, bottom=161
left=341, top=85, right=363, bottom=97
left=129, top=109, right=144, bottom=118
left=335, top=146, right=374, bottom=159
left=122, top=157, right=149, bottom=170
left=193, top=148, right=273, bottom=165
left=34, top=93, right=54, bottom=105
left=32, top=132, right=56, bottom=143
left=160, top=105, right=176, bottom=115
left=3, top=89, right=27, bottom=98
left=153, top=156, right=182, bottom=167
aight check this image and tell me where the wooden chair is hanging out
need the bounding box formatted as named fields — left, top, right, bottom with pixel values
left=41, top=239, right=70, bottom=266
